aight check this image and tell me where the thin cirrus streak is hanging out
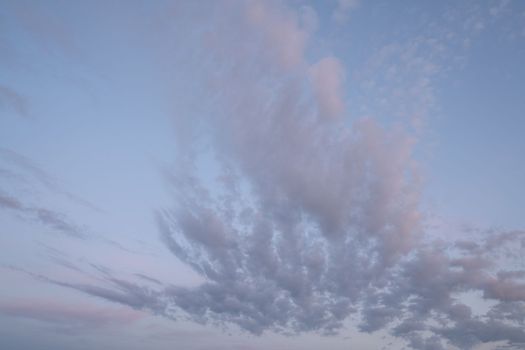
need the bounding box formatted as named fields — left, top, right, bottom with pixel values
left=0, top=148, right=103, bottom=213
left=0, top=299, right=143, bottom=328
left=0, top=191, right=86, bottom=238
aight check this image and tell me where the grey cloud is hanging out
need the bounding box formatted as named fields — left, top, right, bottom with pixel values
left=0, top=191, right=25, bottom=211
left=0, top=192, right=85, bottom=238
left=359, top=230, right=525, bottom=348
left=134, top=273, right=163, bottom=286
left=42, top=247, right=84, bottom=273
left=437, top=320, right=525, bottom=349
left=0, top=85, right=28, bottom=117
left=3, top=0, right=82, bottom=60
left=0, top=148, right=55, bottom=188
left=0, top=148, right=102, bottom=212
left=0, top=149, right=111, bottom=240
left=34, top=208, right=85, bottom=238
left=6, top=265, right=166, bottom=317
left=56, top=274, right=166, bottom=315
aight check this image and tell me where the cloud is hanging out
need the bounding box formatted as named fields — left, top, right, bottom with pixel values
left=151, top=2, right=525, bottom=348
left=0, top=191, right=85, bottom=238
left=332, top=0, right=360, bottom=24
left=5, top=265, right=167, bottom=317
left=134, top=273, right=163, bottom=286
left=359, top=231, right=525, bottom=348
left=4, top=1, right=80, bottom=58
left=53, top=277, right=165, bottom=314
left=0, top=85, right=28, bottom=118
left=11, top=230, right=525, bottom=348
left=0, top=148, right=57, bottom=189
left=0, top=299, right=142, bottom=329
left=0, top=149, right=115, bottom=242
left=2, top=2, right=523, bottom=349
left=0, top=148, right=102, bottom=212
left=158, top=0, right=421, bottom=337
left=243, top=0, right=311, bottom=69
left=309, top=57, right=346, bottom=119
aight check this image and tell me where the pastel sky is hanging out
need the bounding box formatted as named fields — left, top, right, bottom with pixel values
left=1, top=1, right=525, bottom=349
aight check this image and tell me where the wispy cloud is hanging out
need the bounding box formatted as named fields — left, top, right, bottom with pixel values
left=0, top=191, right=86, bottom=238
left=4, top=265, right=166, bottom=316
left=0, top=148, right=102, bottom=212
left=0, top=299, right=143, bottom=334
left=0, top=85, right=28, bottom=118
left=332, top=0, right=360, bottom=24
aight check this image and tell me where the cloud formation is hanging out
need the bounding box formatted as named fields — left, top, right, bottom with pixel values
left=161, top=0, right=411, bottom=334
left=2, top=2, right=523, bottom=350
left=153, top=2, right=525, bottom=348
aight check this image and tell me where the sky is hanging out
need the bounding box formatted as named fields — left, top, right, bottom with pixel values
left=1, top=0, right=525, bottom=349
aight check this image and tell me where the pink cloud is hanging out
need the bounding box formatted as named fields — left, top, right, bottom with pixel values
left=0, top=299, right=143, bottom=327
left=309, top=56, right=346, bottom=119
left=244, top=0, right=310, bottom=69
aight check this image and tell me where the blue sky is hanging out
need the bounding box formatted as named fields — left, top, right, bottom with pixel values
left=1, top=1, right=525, bottom=349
